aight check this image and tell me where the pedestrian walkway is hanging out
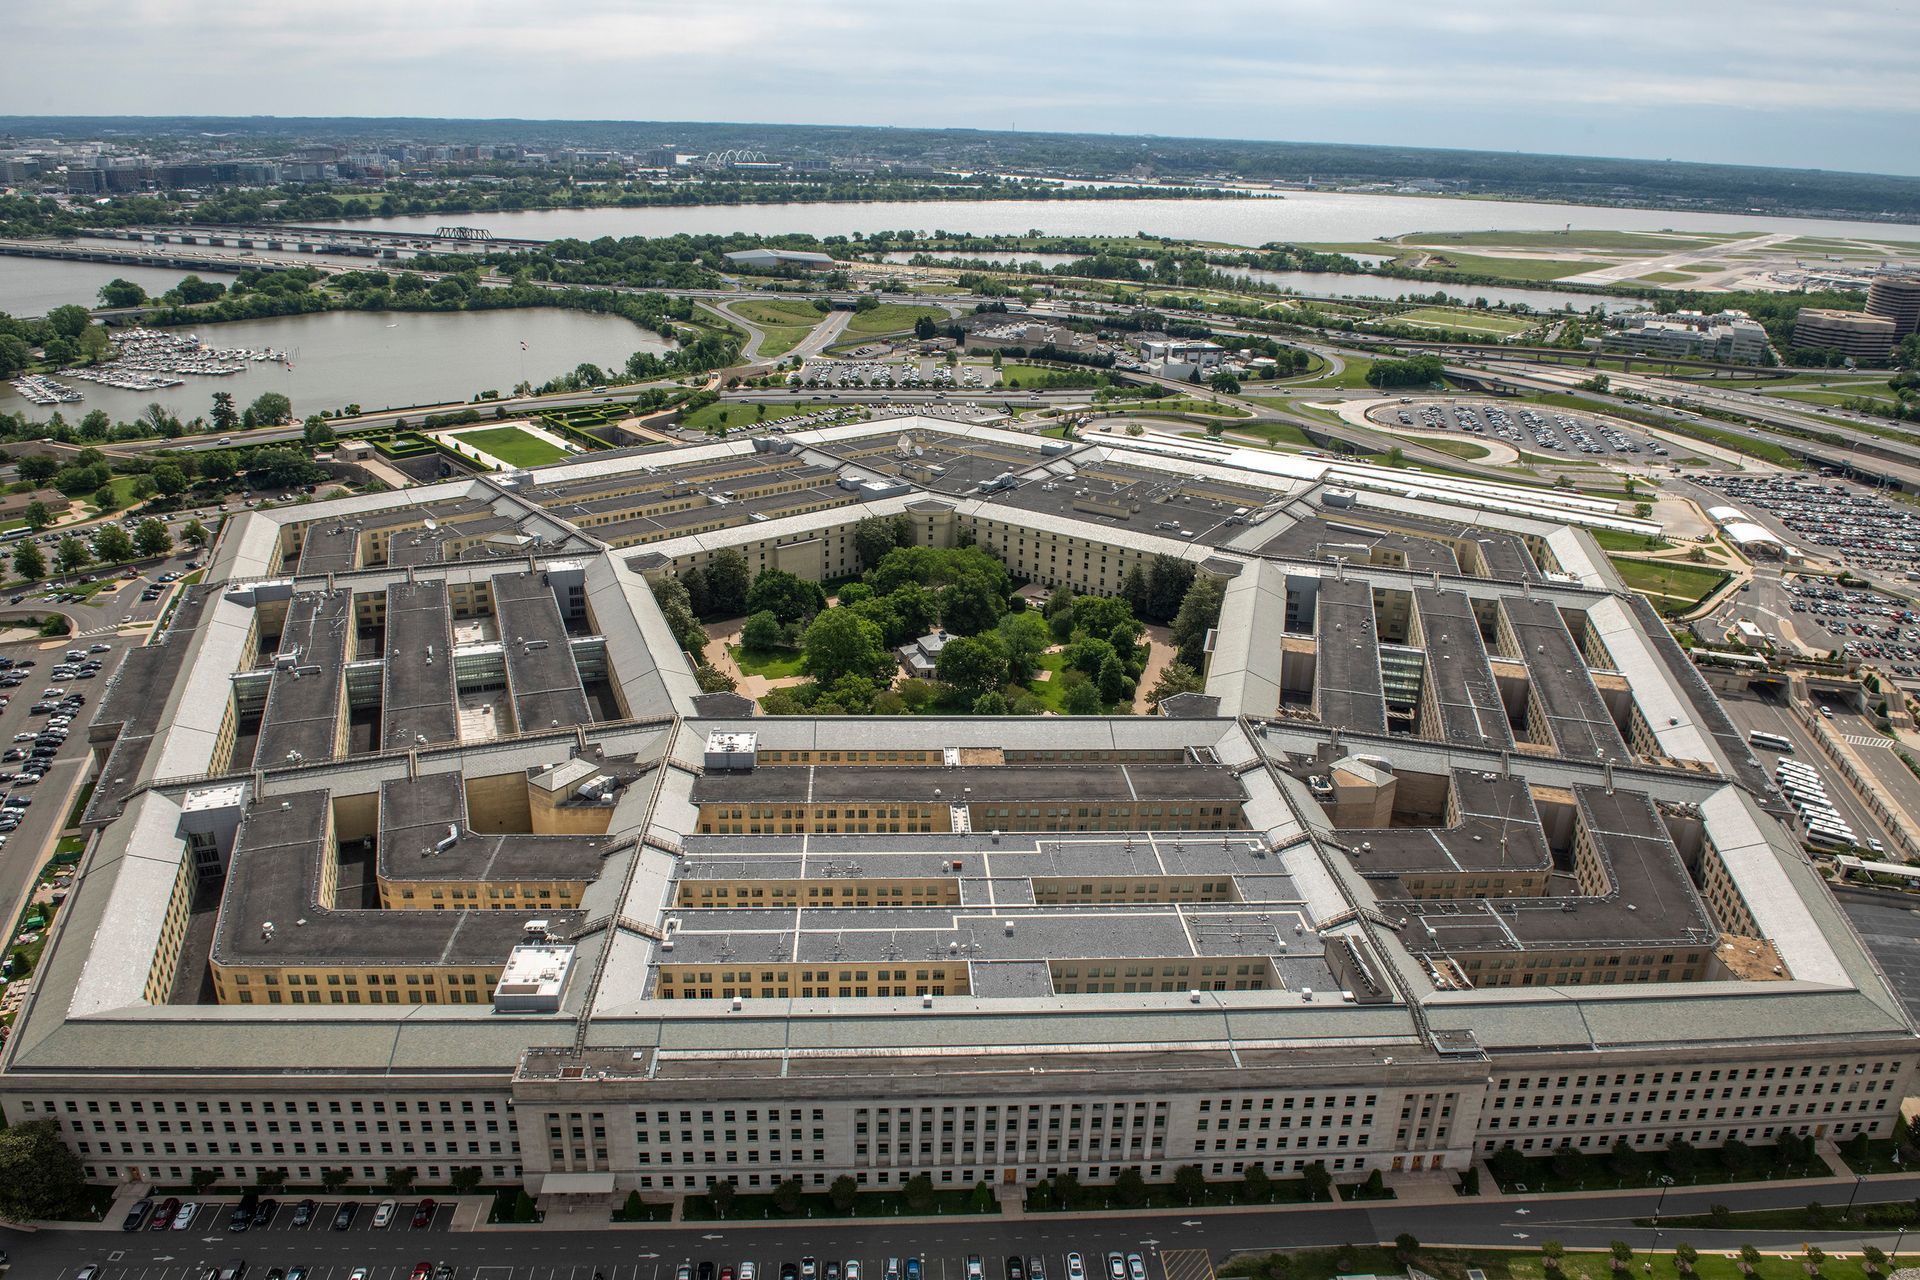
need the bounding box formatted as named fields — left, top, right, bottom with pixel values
left=1842, top=733, right=1895, bottom=750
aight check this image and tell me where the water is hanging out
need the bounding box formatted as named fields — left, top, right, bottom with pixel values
left=880, top=250, right=1634, bottom=312
left=0, top=257, right=238, bottom=319
left=326, top=192, right=1920, bottom=248
left=0, top=308, right=673, bottom=424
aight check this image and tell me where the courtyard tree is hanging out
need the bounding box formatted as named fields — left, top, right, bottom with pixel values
left=802, top=608, right=889, bottom=684
left=704, top=548, right=752, bottom=618
left=13, top=540, right=46, bottom=581
left=134, top=518, right=173, bottom=558
left=248, top=391, right=294, bottom=427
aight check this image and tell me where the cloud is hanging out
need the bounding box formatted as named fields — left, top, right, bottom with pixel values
left=4, top=0, right=1916, bottom=173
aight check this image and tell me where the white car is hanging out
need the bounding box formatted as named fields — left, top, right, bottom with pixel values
left=372, top=1198, right=397, bottom=1228
left=173, top=1200, right=198, bottom=1229
left=1067, top=1259, right=1086, bottom=1280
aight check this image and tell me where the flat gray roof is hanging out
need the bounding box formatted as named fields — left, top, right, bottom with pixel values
left=378, top=771, right=611, bottom=885
left=1415, top=588, right=1514, bottom=750
left=253, top=589, right=353, bottom=769
left=690, top=763, right=1248, bottom=808
left=1502, top=595, right=1630, bottom=762
left=380, top=578, right=460, bottom=752
left=1315, top=577, right=1388, bottom=734
left=492, top=570, right=592, bottom=733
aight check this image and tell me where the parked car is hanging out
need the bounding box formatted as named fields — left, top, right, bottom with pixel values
left=373, top=1198, right=397, bottom=1228
left=122, top=1197, right=154, bottom=1231
left=412, top=1197, right=436, bottom=1228
left=173, top=1200, right=199, bottom=1229
left=150, top=1196, right=180, bottom=1231
left=290, top=1198, right=316, bottom=1227
left=332, top=1200, right=358, bottom=1230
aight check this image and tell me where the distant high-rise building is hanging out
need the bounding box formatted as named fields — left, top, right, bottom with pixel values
left=1866, top=272, right=1920, bottom=338
left=1793, top=308, right=1898, bottom=361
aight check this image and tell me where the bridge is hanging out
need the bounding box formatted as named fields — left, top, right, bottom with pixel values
left=434, top=225, right=495, bottom=241
left=77, top=223, right=544, bottom=259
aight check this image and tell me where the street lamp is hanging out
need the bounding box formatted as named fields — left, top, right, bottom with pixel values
left=1847, top=1173, right=1866, bottom=1220
left=1640, top=1175, right=1676, bottom=1274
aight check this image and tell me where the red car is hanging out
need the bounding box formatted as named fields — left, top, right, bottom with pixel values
left=411, top=1198, right=436, bottom=1228
left=412, top=1266, right=434, bottom=1280
left=149, top=1197, right=179, bottom=1232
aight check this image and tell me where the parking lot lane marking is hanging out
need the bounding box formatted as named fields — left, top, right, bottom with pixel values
left=1158, top=1250, right=1214, bottom=1280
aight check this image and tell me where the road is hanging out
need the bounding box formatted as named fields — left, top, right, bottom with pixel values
left=20, top=1174, right=1920, bottom=1280
left=1713, top=686, right=1897, bottom=851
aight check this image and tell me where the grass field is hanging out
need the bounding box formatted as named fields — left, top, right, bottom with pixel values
left=1400, top=229, right=1734, bottom=251
left=1413, top=436, right=1495, bottom=460
left=680, top=401, right=815, bottom=433
left=1589, top=527, right=1675, bottom=552
left=1638, top=271, right=1695, bottom=283
left=729, top=298, right=827, bottom=357
left=1250, top=355, right=1378, bottom=392
left=844, top=303, right=950, bottom=337
left=1223, top=1244, right=1892, bottom=1280
left=1767, top=387, right=1905, bottom=410
left=1109, top=397, right=1251, bottom=418
left=730, top=644, right=806, bottom=679
left=1393, top=307, right=1536, bottom=336
left=451, top=425, right=571, bottom=467
left=1414, top=251, right=1596, bottom=281
left=1609, top=557, right=1731, bottom=611
left=1224, top=421, right=1314, bottom=448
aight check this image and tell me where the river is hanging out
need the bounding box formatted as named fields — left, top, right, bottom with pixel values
left=0, top=308, right=673, bottom=425
left=0, top=258, right=239, bottom=320
left=320, top=192, right=1920, bottom=247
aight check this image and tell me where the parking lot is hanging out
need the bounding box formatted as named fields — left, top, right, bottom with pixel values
left=42, top=1246, right=1191, bottom=1280
left=1693, top=473, right=1920, bottom=579
left=1371, top=399, right=1672, bottom=458
left=1716, top=687, right=1898, bottom=854
left=122, top=1196, right=459, bottom=1236
left=792, top=359, right=989, bottom=392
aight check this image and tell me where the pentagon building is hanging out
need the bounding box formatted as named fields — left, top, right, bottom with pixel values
left=2, top=419, right=1909, bottom=1207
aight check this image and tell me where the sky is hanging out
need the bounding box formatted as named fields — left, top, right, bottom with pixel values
left=6, top=0, right=1918, bottom=176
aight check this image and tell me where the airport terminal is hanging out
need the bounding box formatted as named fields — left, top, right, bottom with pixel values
left=1, top=418, right=1911, bottom=1207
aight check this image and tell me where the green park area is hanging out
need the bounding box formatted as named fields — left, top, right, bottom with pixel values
left=1609, top=556, right=1731, bottom=612
left=1398, top=228, right=1739, bottom=252
left=646, top=515, right=1224, bottom=719
left=450, top=425, right=570, bottom=467
left=1392, top=307, right=1536, bottom=337
left=1588, top=527, right=1675, bottom=553
left=1223, top=1242, right=1894, bottom=1280
left=728, top=298, right=827, bottom=357
left=1413, top=251, right=1596, bottom=281
left=680, top=400, right=819, bottom=433
left=844, top=303, right=950, bottom=337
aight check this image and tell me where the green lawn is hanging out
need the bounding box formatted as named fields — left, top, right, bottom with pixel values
left=1638, top=271, right=1695, bottom=284
left=84, top=475, right=143, bottom=515
left=1223, top=1244, right=1893, bottom=1280
left=1413, top=436, right=1494, bottom=461
left=729, top=299, right=828, bottom=357
left=1768, top=387, right=1905, bottom=411
left=1109, top=397, right=1250, bottom=418
left=1393, top=307, right=1536, bottom=336
left=1589, top=527, right=1675, bottom=552
left=1025, top=650, right=1075, bottom=712
left=1403, top=229, right=1731, bottom=251
left=1609, top=557, right=1731, bottom=611
left=731, top=644, right=806, bottom=679
left=844, top=303, right=950, bottom=337
left=682, top=401, right=817, bottom=433
left=1224, top=421, right=1314, bottom=448
left=450, top=425, right=571, bottom=467
left=1416, top=251, right=1596, bottom=281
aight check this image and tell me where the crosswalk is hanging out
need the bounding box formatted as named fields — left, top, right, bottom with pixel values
left=1841, top=733, right=1896, bottom=750
left=1159, top=1253, right=1216, bottom=1280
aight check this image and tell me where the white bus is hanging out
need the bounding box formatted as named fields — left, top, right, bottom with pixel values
left=1807, top=827, right=1855, bottom=851
left=1750, top=731, right=1794, bottom=753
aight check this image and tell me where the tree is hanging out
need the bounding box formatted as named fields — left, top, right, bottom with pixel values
left=829, top=1174, right=858, bottom=1213
left=0, top=1118, right=90, bottom=1222
left=1740, top=1246, right=1762, bottom=1276
left=1609, top=1137, right=1641, bottom=1178
left=704, top=548, right=752, bottom=618
left=385, top=1165, right=416, bottom=1195
left=746, top=568, right=826, bottom=626
left=46, top=304, right=91, bottom=340
left=134, top=518, right=173, bottom=558
left=996, top=610, right=1051, bottom=684
left=1097, top=652, right=1131, bottom=704
left=1301, top=1161, right=1332, bottom=1201
left=803, top=608, right=889, bottom=684
left=772, top=1177, right=805, bottom=1215
left=303, top=415, right=337, bottom=447
left=972, top=690, right=1010, bottom=715
left=321, top=1166, right=352, bottom=1193
left=1863, top=1246, right=1887, bottom=1277
left=855, top=515, right=904, bottom=568
left=1394, top=1234, right=1421, bottom=1263
left=98, top=277, right=148, bottom=308
left=254, top=1165, right=287, bottom=1190
left=1360, top=1168, right=1386, bottom=1198
left=92, top=523, right=134, bottom=564
left=1804, top=1245, right=1826, bottom=1277
left=1243, top=1163, right=1272, bottom=1203
left=695, top=664, right=737, bottom=693
left=17, top=455, right=59, bottom=486
left=152, top=463, right=188, bottom=497
left=1209, top=371, right=1242, bottom=394
left=709, top=1178, right=736, bottom=1218
left=903, top=1173, right=935, bottom=1213
left=620, top=1188, right=645, bottom=1220
left=192, top=1166, right=220, bottom=1192
left=1542, top=1242, right=1567, bottom=1275
left=1609, top=1241, right=1633, bottom=1272
left=1051, top=1170, right=1080, bottom=1210
left=174, top=274, right=226, bottom=304
left=21, top=500, right=51, bottom=533
left=1709, top=1204, right=1733, bottom=1229
left=248, top=392, right=294, bottom=427
left=211, top=391, right=239, bottom=433
left=939, top=575, right=1005, bottom=636
left=1489, top=1145, right=1528, bottom=1186
left=742, top=610, right=788, bottom=651
left=1148, top=662, right=1205, bottom=708
left=936, top=632, right=1010, bottom=700
left=1064, top=678, right=1105, bottom=716
left=1114, top=1167, right=1149, bottom=1208
left=56, top=536, right=90, bottom=574
left=1171, top=573, right=1225, bottom=669
left=449, top=1166, right=483, bottom=1195
left=1675, top=1244, right=1700, bottom=1277
left=182, top=518, right=210, bottom=548
left=13, top=540, right=45, bottom=582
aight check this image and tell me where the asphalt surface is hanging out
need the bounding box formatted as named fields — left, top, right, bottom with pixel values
left=1713, top=687, right=1897, bottom=849
left=21, top=1175, right=1920, bottom=1280
left=1834, top=885, right=1920, bottom=1026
